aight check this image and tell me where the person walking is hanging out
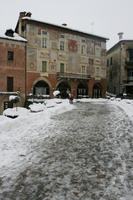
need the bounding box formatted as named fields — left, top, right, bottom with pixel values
left=68, top=93, right=73, bottom=104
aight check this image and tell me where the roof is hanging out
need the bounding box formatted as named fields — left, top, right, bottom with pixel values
left=107, top=39, right=133, bottom=54
left=21, top=17, right=108, bottom=41
left=0, top=30, right=27, bottom=42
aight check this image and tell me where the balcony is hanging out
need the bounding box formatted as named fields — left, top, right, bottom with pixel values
left=127, top=76, right=133, bottom=81
left=125, top=60, right=133, bottom=68
left=56, top=72, right=91, bottom=80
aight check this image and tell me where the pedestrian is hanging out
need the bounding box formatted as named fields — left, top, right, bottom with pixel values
left=68, top=93, right=73, bottom=104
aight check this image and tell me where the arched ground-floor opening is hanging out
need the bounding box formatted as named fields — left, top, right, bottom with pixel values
left=77, top=82, right=88, bottom=98
left=56, top=81, right=71, bottom=98
left=33, top=80, right=50, bottom=96
left=92, top=83, right=102, bottom=98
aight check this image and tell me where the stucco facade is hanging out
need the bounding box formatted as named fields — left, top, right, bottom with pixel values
left=107, top=40, right=133, bottom=97
left=0, top=31, right=26, bottom=113
left=16, top=12, right=107, bottom=99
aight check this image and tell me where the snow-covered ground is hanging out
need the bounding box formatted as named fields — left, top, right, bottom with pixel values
left=0, top=97, right=133, bottom=197
left=0, top=99, right=75, bottom=184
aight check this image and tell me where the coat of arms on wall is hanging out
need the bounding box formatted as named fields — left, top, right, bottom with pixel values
left=68, top=40, right=78, bottom=52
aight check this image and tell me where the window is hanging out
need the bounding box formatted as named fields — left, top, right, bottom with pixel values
left=81, top=45, right=85, bottom=54
left=107, top=59, right=109, bottom=66
left=95, top=41, right=101, bottom=47
left=60, top=63, right=64, bottom=72
left=8, top=51, right=14, bottom=62
left=127, top=69, right=133, bottom=81
left=42, top=30, right=48, bottom=35
left=60, top=34, right=64, bottom=38
left=7, top=77, right=13, bottom=92
left=95, top=48, right=100, bottom=57
left=81, top=65, right=86, bottom=74
left=60, top=41, right=64, bottom=50
left=82, top=39, right=86, bottom=43
left=42, top=38, right=47, bottom=48
left=89, top=58, right=94, bottom=65
left=42, top=61, right=47, bottom=72
left=96, top=67, right=100, bottom=76
left=128, top=49, right=133, bottom=62
left=110, top=57, right=112, bottom=65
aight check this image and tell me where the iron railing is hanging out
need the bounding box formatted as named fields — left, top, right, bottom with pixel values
left=56, top=72, right=90, bottom=80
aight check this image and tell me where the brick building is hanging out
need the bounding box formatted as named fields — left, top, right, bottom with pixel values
left=0, top=29, right=27, bottom=113
left=15, top=12, right=108, bottom=99
left=107, top=38, right=133, bottom=98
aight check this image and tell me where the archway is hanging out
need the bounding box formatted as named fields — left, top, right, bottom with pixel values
left=92, top=84, right=101, bottom=98
left=77, top=82, right=88, bottom=98
left=33, top=80, right=50, bottom=95
left=57, top=81, right=71, bottom=98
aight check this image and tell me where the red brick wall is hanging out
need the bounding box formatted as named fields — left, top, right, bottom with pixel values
left=26, top=72, right=106, bottom=99
left=0, top=39, right=26, bottom=113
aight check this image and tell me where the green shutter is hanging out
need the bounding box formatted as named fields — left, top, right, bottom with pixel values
left=60, top=63, right=64, bottom=72
left=42, top=61, right=47, bottom=72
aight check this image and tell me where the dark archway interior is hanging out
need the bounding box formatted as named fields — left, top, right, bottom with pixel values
left=33, top=81, right=50, bottom=95
left=77, top=82, right=88, bottom=98
left=92, top=84, right=101, bottom=98
left=57, top=81, right=71, bottom=98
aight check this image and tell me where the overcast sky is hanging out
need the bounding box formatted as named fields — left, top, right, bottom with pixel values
left=1, top=0, right=133, bottom=49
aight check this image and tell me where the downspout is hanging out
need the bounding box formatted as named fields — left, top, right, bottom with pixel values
left=25, top=42, right=27, bottom=105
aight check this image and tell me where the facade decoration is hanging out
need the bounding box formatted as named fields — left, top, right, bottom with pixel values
left=15, top=12, right=108, bottom=100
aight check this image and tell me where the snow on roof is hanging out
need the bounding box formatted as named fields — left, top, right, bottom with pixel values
left=0, top=30, right=27, bottom=42
left=22, top=17, right=108, bottom=40
left=107, top=39, right=133, bottom=53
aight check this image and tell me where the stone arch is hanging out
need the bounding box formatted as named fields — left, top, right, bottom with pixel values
left=77, top=82, right=88, bottom=98
left=92, top=83, right=102, bottom=98
left=33, top=78, right=50, bottom=96
left=33, top=77, right=52, bottom=89
left=56, top=80, right=71, bottom=98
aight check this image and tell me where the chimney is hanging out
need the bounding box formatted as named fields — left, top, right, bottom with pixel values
left=62, top=23, right=67, bottom=27
left=118, top=32, right=124, bottom=40
left=19, top=11, right=32, bottom=20
left=19, top=11, right=27, bottom=19
left=5, top=29, right=14, bottom=37
left=26, top=12, right=32, bottom=17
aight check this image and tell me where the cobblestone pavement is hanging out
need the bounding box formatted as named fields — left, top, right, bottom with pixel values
left=0, top=102, right=133, bottom=200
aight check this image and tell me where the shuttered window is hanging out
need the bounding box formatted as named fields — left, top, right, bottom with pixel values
left=60, top=63, right=64, bottom=72
left=7, top=77, right=13, bottom=92
left=42, top=61, right=47, bottom=72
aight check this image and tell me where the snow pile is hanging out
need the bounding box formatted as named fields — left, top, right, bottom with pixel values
left=53, top=90, right=60, bottom=97
left=75, top=98, right=108, bottom=103
left=3, top=107, right=29, bottom=118
left=29, top=103, right=45, bottom=112
left=9, top=95, right=18, bottom=101
left=110, top=98, right=133, bottom=122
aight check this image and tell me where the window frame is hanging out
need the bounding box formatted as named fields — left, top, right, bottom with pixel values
left=42, top=38, right=47, bottom=48
left=81, top=65, right=86, bottom=74
left=81, top=45, right=85, bottom=55
left=60, top=63, right=65, bottom=73
left=8, top=51, right=14, bottom=62
left=60, top=41, right=65, bottom=51
left=7, top=76, right=14, bottom=92
left=42, top=61, right=47, bottom=72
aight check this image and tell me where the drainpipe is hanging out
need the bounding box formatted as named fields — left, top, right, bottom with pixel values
left=25, top=42, right=27, bottom=104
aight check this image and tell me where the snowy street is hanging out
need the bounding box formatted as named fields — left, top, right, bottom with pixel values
left=0, top=99, right=133, bottom=200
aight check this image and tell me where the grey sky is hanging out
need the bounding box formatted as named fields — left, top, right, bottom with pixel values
left=1, top=0, right=133, bottom=49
